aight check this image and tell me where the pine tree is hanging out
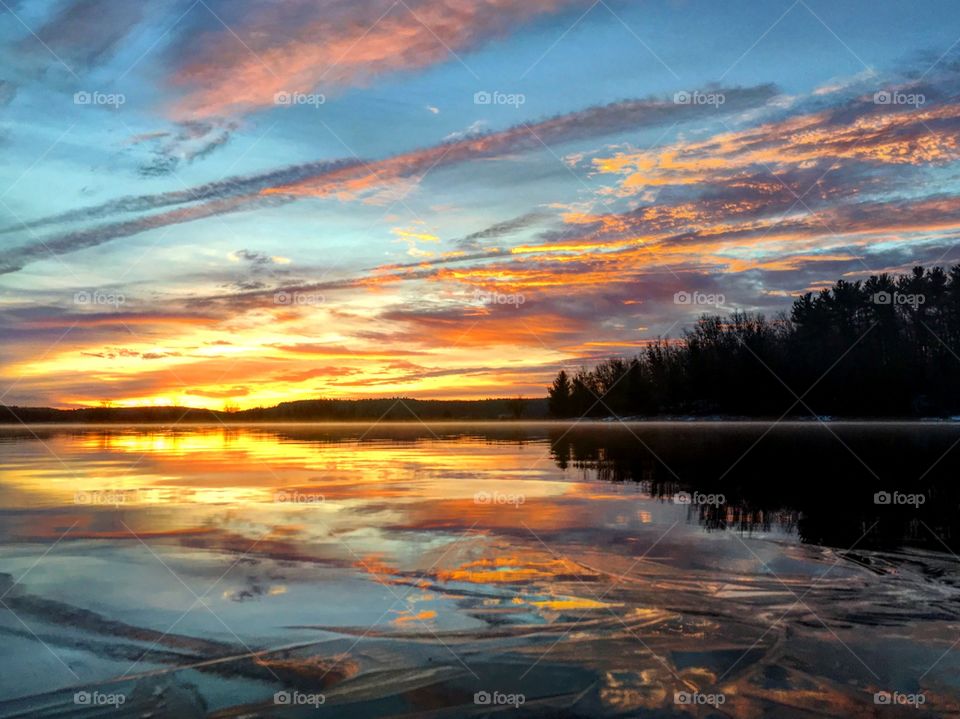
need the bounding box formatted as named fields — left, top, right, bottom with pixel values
left=548, top=370, right=572, bottom=417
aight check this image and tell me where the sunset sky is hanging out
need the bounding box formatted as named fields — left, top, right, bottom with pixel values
left=2, top=0, right=960, bottom=408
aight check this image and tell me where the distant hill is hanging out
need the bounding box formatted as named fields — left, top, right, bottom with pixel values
left=0, top=397, right=549, bottom=424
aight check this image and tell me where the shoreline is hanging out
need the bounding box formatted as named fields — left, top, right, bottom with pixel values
left=3, top=417, right=960, bottom=427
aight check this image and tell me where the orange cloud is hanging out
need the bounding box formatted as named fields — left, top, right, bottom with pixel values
left=593, top=102, right=960, bottom=196
left=171, top=0, right=576, bottom=119
left=259, top=87, right=778, bottom=201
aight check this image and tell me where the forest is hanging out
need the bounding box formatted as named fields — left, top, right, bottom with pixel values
left=548, top=266, right=960, bottom=418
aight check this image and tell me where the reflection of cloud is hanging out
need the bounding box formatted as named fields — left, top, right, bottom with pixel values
left=392, top=609, right=437, bottom=625
left=528, top=596, right=614, bottom=610
left=223, top=579, right=287, bottom=602
left=435, top=555, right=595, bottom=584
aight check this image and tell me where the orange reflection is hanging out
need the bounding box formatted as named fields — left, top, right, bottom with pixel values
left=435, top=555, right=596, bottom=584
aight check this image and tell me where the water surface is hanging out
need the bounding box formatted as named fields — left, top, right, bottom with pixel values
left=1, top=422, right=958, bottom=717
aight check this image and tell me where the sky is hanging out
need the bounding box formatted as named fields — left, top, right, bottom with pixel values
left=2, top=0, right=960, bottom=408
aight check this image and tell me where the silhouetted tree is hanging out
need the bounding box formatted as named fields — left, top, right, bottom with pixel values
left=509, top=395, right=527, bottom=419
left=569, top=369, right=598, bottom=417
left=547, top=265, right=960, bottom=418
left=548, top=370, right=572, bottom=417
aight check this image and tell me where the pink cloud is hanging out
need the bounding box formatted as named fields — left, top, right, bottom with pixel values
left=171, top=0, right=578, bottom=119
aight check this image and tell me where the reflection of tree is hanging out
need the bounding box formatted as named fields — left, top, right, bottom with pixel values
left=548, top=424, right=960, bottom=552
left=550, top=435, right=658, bottom=482
left=694, top=504, right=799, bottom=535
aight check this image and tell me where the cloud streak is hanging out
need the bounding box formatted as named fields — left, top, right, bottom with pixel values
left=261, top=86, right=779, bottom=198
left=0, top=86, right=778, bottom=273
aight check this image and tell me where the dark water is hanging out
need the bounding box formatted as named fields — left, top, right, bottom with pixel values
left=0, top=422, right=958, bottom=717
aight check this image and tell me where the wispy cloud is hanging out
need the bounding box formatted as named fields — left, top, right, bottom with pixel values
left=20, top=0, right=146, bottom=70
left=0, top=86, right=778, bottom=272
left=168, top=0, right=584, bottom=119
left=133, top=120, right=239, bottom=177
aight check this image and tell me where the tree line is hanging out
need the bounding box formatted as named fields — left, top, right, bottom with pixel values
left=0, top=397, right=548, bottom=423
left=548, top=266, right=960, bottom=418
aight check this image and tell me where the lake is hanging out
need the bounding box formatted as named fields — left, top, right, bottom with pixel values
left=0, top=422, right=958, bottom=717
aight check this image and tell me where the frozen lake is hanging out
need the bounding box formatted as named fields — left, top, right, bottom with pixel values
left=0, top=422, right=958, bottom=717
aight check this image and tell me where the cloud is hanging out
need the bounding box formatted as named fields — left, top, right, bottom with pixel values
left=443, top=120, right=487, bottom=142
left=270, top=343, right=429, bottom=358
left=232, top=249, right=282, bottom=266
left=0, top=158, right=361, bottom=235
left=133, top=120, right=238, bottom=177
left=21, top=0, right=146, bottom=71
left=591, top=84, right=960, bottom=202
left=12, top=68, right=960, bottom=404
left=224, top=248, right=292, bottom=291
left=167, top=0, right=583, bottom=119
left=0, top=87, right=777, bottom=272
left=454, top=212, right=548, bottom=251
left=0, top=80, right=16, bottom=106
left=81, top=347, right=183, bottom=360
left=0, top=194, right=286, bottom=275
left=377, top=304, right=589, bottom=348
left=260, top=86, right=780, bottom=199
left=812, top=68, right=878, bottom=96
